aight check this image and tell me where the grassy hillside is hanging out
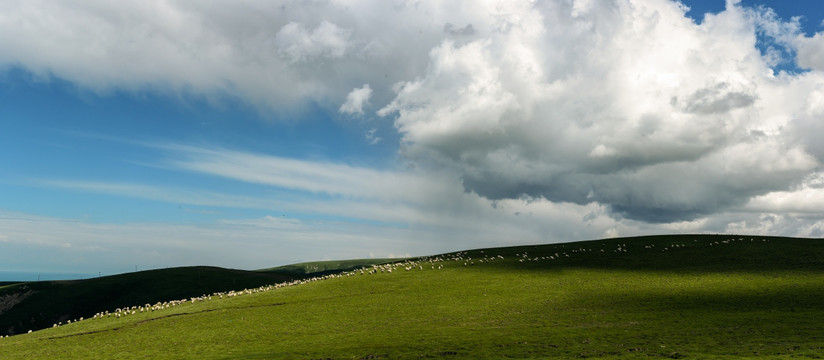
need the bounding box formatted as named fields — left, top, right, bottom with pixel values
left=1, top=234, right=823, bottom=359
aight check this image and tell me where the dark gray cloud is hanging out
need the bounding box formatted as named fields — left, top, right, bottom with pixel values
left=678, top=82, right=757, bottom=115
left=444, top=23, right=475, bottom=36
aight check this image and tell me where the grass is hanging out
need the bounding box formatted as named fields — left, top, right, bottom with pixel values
left=1, top=234, right=823, bottom=359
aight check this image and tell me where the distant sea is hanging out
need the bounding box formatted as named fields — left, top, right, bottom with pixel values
left=0, top=271, right=99, bottom=282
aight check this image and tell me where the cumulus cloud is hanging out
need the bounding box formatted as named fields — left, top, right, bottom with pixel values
left=379, top=0, right=823, bottom=223
left=339, top=84, right=372, bottom=115
left=795, top=32, right=824, bottom=70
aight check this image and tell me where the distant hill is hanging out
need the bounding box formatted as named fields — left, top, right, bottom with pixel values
left=0, top=266, right=301, bottom=336
left=259, top=258, right=400, bottom=276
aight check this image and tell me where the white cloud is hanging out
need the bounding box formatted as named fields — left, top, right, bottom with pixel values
left=339, top=84, right=372, bottom=115
left=37, top=179, right=282, bottom=210
left=742, top=172, right=824, bottom=214
left=795, top=32, right=824, bottom=70
left=161, top=144, right=440, bottom=204
left=0, top=0, right=455, bottom=112
left=275, top=21, right=351, bottom=63
left=377, top=0, right=823, bottom=223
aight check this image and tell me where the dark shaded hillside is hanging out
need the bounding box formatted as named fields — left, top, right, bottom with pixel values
left=0, top=266, right=301, bottom=336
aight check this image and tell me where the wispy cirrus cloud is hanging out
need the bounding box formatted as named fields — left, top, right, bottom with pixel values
left=36, top=179, right=275, bottom=210
left=160, top=144, right=444, bottom=204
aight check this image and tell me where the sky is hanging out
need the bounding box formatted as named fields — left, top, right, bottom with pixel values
left=2, top=0, right=824, bottom=276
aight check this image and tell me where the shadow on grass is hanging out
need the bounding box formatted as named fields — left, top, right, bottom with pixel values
left=577, top=280, right=824, bottom=313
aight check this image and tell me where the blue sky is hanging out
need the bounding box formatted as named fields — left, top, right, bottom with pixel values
left=2, top=0, right=824, bottom=276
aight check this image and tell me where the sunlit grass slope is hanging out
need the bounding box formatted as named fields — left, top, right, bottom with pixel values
left=1, top=234, right=823, bottom=359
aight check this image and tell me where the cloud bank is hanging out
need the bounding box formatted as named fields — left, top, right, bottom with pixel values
left=378, top=0, right=823, bottom=223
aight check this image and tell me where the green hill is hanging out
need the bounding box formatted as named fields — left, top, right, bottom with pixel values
left=1, top=234, right=823, bottom=359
